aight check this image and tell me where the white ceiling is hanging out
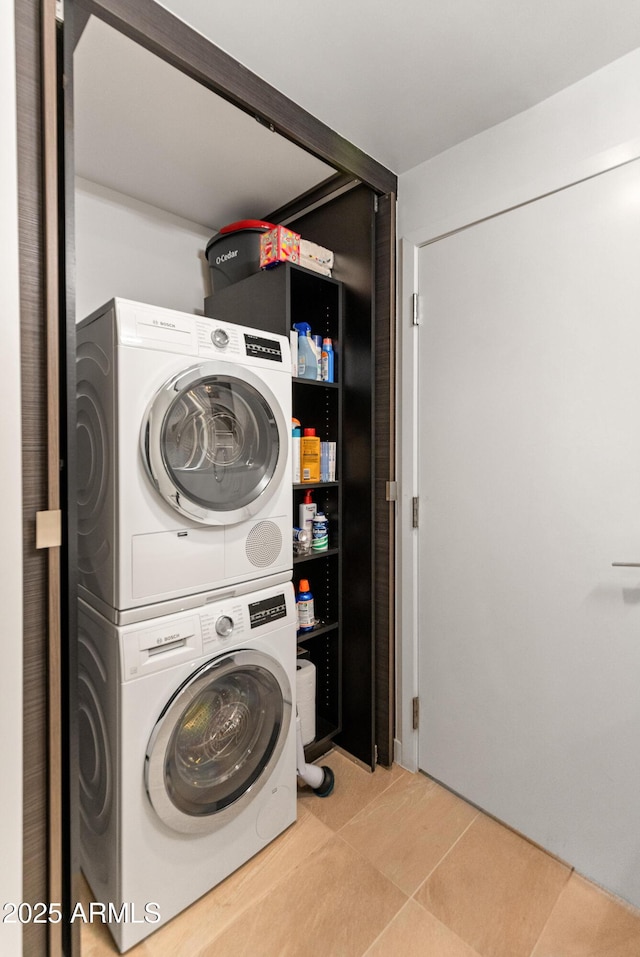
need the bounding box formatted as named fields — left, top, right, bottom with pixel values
left=75, top=3, right=640, bottom=230
left=157, top=0, right=640, bottom=174
left=74, top=18, right=335, bottom=229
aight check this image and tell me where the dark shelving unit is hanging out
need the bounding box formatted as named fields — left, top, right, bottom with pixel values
left=291, top=267, right=343, bottom=759
left=206, top=262, right=354, bottom=762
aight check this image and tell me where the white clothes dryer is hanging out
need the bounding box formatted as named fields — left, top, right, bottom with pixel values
left=76, top=299, right=292, bottom=623
left=78, top=580, right=297, bottom=953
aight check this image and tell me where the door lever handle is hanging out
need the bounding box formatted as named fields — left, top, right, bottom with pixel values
left=612, top=563, right=640, bottom=567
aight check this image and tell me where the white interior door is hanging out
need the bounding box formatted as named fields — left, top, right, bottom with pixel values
left=417, top=157, right=640, bottom=907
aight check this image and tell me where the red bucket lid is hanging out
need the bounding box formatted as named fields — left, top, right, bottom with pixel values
left=218, top=219, right=275, bottom=234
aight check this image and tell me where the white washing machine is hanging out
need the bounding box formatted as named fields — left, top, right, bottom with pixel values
left=78, top=580, right=297, bottom=953
left=77, top=298, right=292, bottom=624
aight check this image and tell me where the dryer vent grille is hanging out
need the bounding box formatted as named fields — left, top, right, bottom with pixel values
left=246, top=521, right=283, bottom=568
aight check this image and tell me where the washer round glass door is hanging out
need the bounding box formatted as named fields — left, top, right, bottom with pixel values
left=145, top=650, right=292, bottom=834
left=142, top=361, right=288, bottom=525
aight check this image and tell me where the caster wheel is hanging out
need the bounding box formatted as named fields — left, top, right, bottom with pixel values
left=313, top=766, right=335, bottom=798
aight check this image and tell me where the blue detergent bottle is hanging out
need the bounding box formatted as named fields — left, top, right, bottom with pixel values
left=296, top=578, right=315, bottom=632
left=321, top=338, right=335, bottom=382
left=292, top=322, right=318, bottom=379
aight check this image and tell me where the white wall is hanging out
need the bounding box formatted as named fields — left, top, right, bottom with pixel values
left=75, top=178, right=214, bottom=320
left=395, top=47, right=640, bottom=769
left=0, top=3, right=23, bottom=956
left=399, top=47, right=640, bottom=242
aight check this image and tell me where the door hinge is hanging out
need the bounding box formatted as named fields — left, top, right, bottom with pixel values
left=374, top=743, right=378, bottom=765
left=373, top=195, right=379, bottom=213
left=412, top=496, right=419, bottom=528
left=56, top=0, right=64, bottom=22
left=411, top=292, right=420, bottom=326
left=412, top=697, right=419, bottom=730
left=385, top=480, right=398, bottom=502
left=36, top=509, right=62, bottom=549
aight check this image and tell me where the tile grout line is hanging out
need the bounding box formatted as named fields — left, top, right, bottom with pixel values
left=332, top=827, right=411, bottom=890
left=193, top=828, right=352, bottom=957
left=523, top=866, right=574, bottom=957
left=333, top=775, right=480, bottom=901
left=410, top=809, right=481, bottom=902
left=359, top=898, right=415, bottom=957
left=190, top=815, right=335, bottom=956
left=328, top=830, right=411, bottom=951
left=348, top=768, right=418, bottom=825
left=337, top=769, right=439, bottom=835
left=314, top=765, right=415, bottom=833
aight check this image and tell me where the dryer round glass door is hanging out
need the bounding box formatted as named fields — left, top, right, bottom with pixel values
left=142, top=361, right=288, bottom=525
left=145, top=650, right=292, bottom=834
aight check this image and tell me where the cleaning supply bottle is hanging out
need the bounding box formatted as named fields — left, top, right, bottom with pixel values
left=321, top=338, right=335, bottom=382
left=312, top=334, right=323, bottom=380
left=312, top=511, right=329, bottom=551
left=301, top=428, right=321, bottom=483
left=298, top=488, right=316, bottom=537
left=296, top=579, right=315, bottom=633
left=292, top=322, right=317, bottom=380
left=291, top=418, right=301, bottom=483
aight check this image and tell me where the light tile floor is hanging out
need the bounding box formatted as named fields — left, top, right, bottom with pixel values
left=81, top=750, right=640, bottom=957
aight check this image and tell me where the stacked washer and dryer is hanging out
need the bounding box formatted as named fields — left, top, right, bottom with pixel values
left=76, top=298, right=297, bottom=952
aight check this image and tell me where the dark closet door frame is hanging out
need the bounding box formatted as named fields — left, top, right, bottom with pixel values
left=73, top=0, right=396, bottom=196
left=374, top=191, right=397, bottom=768
left=15, top=1, right=69, bottom=955
left=62, top=2, right=396, bottom=953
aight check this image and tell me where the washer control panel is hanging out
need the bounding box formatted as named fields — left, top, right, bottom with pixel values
left=120, top=582, right=295, bottom=680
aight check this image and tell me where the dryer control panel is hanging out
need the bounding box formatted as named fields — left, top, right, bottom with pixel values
left=102, top=298, right=290, bottom=370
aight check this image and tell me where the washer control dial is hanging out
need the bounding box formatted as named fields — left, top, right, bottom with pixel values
left=211, top=328, right=229, bottom=349
left=215, top=615, right=234, bottom=638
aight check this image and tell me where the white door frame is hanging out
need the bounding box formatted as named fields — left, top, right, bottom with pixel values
left=395, top=236, right=420, bottom=771
left=395, top=133, right=640, bottom=773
